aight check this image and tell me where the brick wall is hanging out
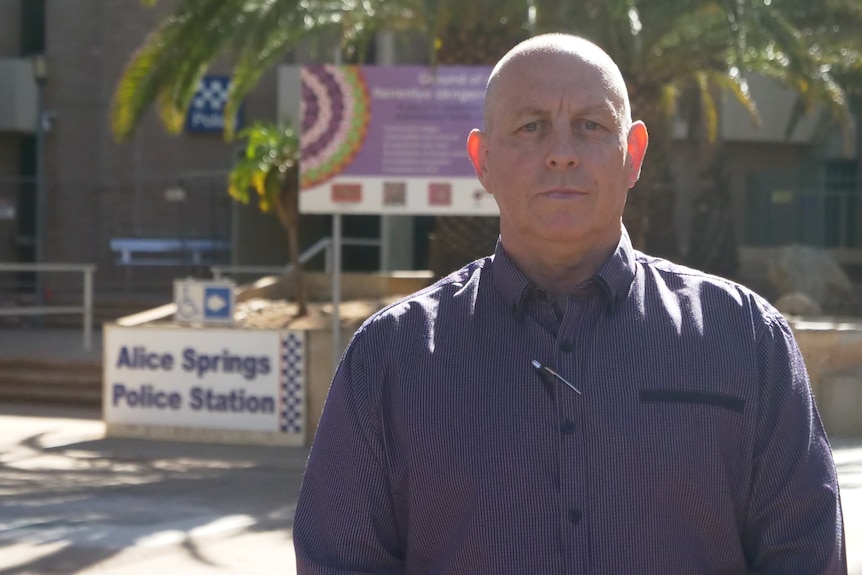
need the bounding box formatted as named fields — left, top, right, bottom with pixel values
left=0, top=0, right=21, bottom=57
left=37, top=0, right=282, bottom=294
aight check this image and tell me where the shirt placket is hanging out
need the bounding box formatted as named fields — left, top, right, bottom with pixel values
left=556, top=295, right=595, bottom=574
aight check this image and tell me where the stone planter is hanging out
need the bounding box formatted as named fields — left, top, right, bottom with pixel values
left=106, top=271, right=434, bottom=446
left=791, top=319, right=862, bottom=438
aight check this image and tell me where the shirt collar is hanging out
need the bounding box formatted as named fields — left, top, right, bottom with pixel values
left=491, top=228, right=637, bottom=318
left=593, top=227, right=638, bottom=312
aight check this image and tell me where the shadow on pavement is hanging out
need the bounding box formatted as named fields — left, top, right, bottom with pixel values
left=0, top=414, right=308, bottom=574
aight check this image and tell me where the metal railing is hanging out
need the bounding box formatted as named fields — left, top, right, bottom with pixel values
left=210, top=236, right=382, bottom=280
left=118, top=236, right=381, bottom=327
left=0, top=263, right=96, bottom=350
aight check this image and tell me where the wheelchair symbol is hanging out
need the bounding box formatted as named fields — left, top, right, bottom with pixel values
left=177, top=285, right=198, bottom=320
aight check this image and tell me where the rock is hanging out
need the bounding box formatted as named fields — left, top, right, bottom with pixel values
left=774, top=291, right=823, bottom=317
left=232, top=297, right=400, bottom=330
left=767, top=245, right=858, bottom=316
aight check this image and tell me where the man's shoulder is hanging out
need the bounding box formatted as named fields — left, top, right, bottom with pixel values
left=355, top=256, right=491, bottom=335
left=633, top=251, right=784, bottom=326
left=635, top=251, right=736, bottom=286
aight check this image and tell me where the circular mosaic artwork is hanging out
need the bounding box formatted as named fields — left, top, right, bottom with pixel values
left=300, top=65, right=370, bottom=188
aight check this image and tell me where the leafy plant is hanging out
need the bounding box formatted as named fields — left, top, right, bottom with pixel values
left=228, top=120, right=306, bottom=316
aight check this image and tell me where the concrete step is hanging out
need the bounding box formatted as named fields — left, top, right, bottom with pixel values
left=0, top=359, right=102, bottom=406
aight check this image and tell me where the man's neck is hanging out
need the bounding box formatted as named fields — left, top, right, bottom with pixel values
left=502, top=235, right=619, bottom=300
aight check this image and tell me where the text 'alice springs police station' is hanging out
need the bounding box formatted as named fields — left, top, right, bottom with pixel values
left=111, top=346, right=276, bottom=414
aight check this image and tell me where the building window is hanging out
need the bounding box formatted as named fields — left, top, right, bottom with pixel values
left=20, top=0, right=45, bottom=56
left=746, top=160, right=860, bottom=248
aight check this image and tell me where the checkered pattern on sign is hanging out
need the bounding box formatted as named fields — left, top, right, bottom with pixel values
left=192, top=77, right=230, bottom=111
left=280, top=332, right=304, bottom=434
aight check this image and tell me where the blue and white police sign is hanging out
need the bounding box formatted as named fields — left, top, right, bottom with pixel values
left=185, top=76, right=241, bottom=133
left=174, top=279, right=236, bottom=325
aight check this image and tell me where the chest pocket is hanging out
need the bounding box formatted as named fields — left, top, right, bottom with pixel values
left=639, top=389, right=745, bottom=414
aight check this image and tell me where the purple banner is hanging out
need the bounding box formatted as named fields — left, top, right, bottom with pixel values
left=300, top=66, right=491, bottom=189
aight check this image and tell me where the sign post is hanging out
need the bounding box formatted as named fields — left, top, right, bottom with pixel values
left=291, top=65, right=498, bottom=369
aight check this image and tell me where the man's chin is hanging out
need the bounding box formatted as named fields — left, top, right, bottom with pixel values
left=535, top=225, right=620, bottom=253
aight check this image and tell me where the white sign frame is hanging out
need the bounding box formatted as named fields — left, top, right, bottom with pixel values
left=103, top=324, right=306, bottom=445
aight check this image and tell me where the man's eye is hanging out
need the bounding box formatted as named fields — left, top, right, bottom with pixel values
left=582, top=120, right=601, bottom=131
left=521, top=122, right=541, bottom=132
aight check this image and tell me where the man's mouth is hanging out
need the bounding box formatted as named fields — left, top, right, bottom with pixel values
left=542, top=188, right=586, bottom=199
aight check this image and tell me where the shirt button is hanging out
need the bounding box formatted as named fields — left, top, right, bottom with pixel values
left=568, top=508, right=583, bottom=525
left=559, top=339, right=573, bottom=352
left=560, top=420, right=576, bottom=435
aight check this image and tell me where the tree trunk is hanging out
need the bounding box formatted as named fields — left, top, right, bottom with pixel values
left=425, top=20, right=529, bottom=278
left=286, top=219, right=307, bottom=315
left=428, top=215, right=499, bottom=277
left=627, top=93, right=680, bottom=261
left=276, top=169, right=307, bottom=317
left=686, top=147, right=739, bottom=279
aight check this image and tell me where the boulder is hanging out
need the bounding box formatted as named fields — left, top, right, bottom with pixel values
left=774, top=291, right=823, bottom=317
left=767, top=245, right=858, bottom=316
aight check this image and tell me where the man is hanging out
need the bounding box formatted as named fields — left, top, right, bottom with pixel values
left=294, top=34, right=846, bottom=573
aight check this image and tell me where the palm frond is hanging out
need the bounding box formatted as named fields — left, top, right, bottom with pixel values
left=694, top=72, right=719, bottom=142
left=746, top=6, right=848, bottom=118
left=642, top=5, right=730, bottom=85
left=115, top=0, right=421, bottom=139
left=113, top=0, right=249, bottom=140
left=221, top=0, right=315, bottom=138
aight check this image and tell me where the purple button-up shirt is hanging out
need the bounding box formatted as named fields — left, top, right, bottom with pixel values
left=294, top=230, right=846, bottom=574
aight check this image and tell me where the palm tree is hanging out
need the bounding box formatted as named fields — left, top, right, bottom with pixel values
left=228, top=120, right=307, bottom=316
left=113, top=0, right=862, bottom=278
left=428, top=0, right=862, bottom=274
left=534, top=0, right=861, bottom=269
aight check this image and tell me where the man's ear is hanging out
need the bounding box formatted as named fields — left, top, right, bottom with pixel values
left=466, top=129, right=488, bottom=184
left=625, top=121, right=649, bottom=188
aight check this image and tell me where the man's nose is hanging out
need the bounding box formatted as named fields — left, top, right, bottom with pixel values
left=545, top=128, right=579, bottom=169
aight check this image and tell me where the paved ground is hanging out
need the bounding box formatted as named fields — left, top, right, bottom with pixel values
left=0, top=403, right=305, bottom=575
left=835, top=437, right=862, bottom=573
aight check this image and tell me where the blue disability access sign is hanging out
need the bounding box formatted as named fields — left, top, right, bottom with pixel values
left=185, top=76, right=243, bottom=133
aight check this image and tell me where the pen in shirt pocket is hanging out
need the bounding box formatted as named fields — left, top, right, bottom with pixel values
left=531, top=359, right=582, bottom=394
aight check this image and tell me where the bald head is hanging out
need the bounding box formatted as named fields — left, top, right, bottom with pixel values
left=483, top=34, right=631, bottom=133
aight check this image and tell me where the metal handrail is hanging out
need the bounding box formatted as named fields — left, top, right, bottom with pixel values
left=0, top=263, right=96, bottom=350
left=210, top=236, right=382, bottom=279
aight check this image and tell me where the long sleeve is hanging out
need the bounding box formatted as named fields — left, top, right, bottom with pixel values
left=743, top=313, right=846, bottom=573
left=293, top=331, right=404, bottom=574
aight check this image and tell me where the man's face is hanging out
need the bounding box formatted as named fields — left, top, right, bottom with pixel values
left=468, top=50, right=647, bottom=260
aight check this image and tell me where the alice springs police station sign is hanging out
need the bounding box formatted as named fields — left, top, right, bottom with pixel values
left=103, top=324, right=306, bottom=445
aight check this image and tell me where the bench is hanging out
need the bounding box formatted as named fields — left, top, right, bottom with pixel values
left=110, top=238, right=230, bottom=267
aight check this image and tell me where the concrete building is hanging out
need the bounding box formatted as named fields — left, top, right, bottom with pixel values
left=0, top=0, right=293, bottom=301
